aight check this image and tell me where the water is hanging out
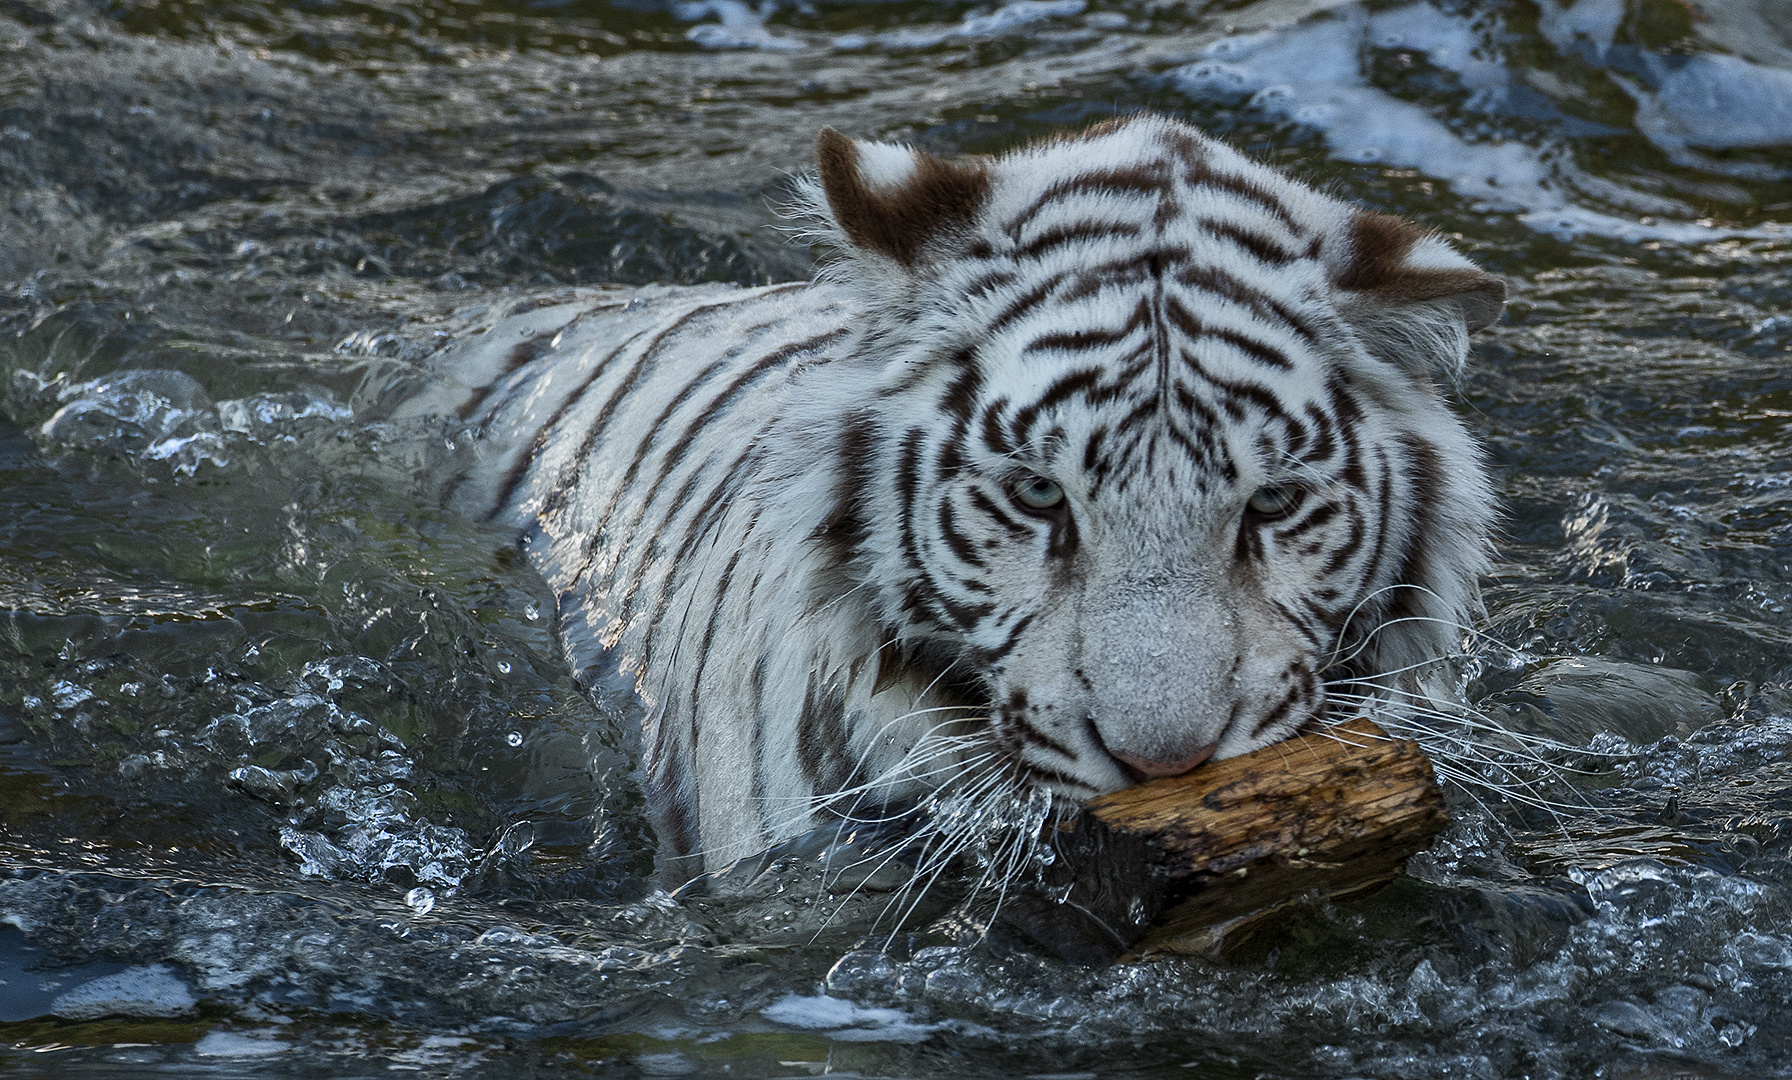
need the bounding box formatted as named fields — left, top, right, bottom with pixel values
left=1, top=0, right=1790, bottom=1075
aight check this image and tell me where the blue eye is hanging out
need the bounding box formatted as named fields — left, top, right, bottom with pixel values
left=1010, top=475, right=1065, bottom=512
left=1247, top=485, right=1300, bottom=516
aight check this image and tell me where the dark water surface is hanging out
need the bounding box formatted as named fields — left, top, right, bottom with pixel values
left=2, top=0, right=1791, bottom=1076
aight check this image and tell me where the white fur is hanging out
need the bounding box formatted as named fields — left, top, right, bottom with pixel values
left=416, top=117, right=1502, bottom=876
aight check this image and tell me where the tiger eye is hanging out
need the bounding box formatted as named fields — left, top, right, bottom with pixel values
left=1011, top=476, right=1066, bottom=512
left=1247, top=485, right=1300, bottom=516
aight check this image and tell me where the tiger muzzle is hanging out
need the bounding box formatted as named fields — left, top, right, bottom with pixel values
left=1109, top=742, right=1219, bottom=782
left=1076, top=585, right=1255, bottom=782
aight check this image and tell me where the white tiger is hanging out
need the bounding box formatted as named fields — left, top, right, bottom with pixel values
left=401, top=115, right=1504, bottom=878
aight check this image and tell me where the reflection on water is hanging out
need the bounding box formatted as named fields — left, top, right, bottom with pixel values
left=1, top=0, right=1791, bottom=1076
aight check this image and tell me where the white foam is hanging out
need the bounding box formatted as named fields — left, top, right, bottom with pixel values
left=1621, top=53, right=1792, bottom=181
left=676, top=1, right=802, bottom=51
left=958, top=0, right=1086, bottom=39
left=760, top=992, right=945, bottom=1043
left=192, top=1030, right=292, bottom=1057
left=50, top=964, right=198, bottom=1020
left=1175, top=9, right=1553, bottom=208
left=1648, top=54, right=1792, bottom=150
left=1533, top=0, right=1625, bottom=57
left=834, top=0, right=1086, bottom=52
left=1536, top=0, right=1792, bottom=175
left=1171, top=2, right=1792, bottom=242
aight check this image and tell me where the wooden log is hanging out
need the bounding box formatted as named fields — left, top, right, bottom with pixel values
left=996, top=718, right=1448, bottom=963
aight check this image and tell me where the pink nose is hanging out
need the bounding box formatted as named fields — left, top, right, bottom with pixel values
left=1112, top=742, right=1218, bottom=780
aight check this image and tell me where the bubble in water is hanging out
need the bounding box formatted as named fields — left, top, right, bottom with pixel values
left=405, top=887, right=436, bottom=916
left=496, top=660, right=511, bottom=674
left=1734, top=932, right=1792, bottom=970
left=506, top=731, right=523, bottom=747
left=523, top=603, right=540, bottom=621
left=497, top=821, right=536, bottom=855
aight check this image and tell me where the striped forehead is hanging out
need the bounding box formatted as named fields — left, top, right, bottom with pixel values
left=951, top=120, right=1347, bottom=488
left=981, top=119, right=1336, bottom=262
left=961, top=309, right=1330, bottom=501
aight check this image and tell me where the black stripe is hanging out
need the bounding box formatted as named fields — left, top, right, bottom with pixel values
left=968, top=487, right=1031, bottom=541
left=1011, top=367, right=1104, bottom=446
left=815, top=410, right=877, bottom=571
left=1277, top=500, right=1340, bottom=541
left=1174, top=264, right=1320, bottom=344
left=595, top=321, right=816, bottom=557
left=1004, top=713, right=1077, bottom=760
left=531, top=300, right=734, bottom=523
left=964, top=268, right=1019, bottom=298
left=1177, top=346, right=1287, bottom=419
left=1081, top=425, right=1108, bottom=477
left=933, top=355, right=985, bottom=424
left=972, top=610, right=1038, bottom=664
left=1182, top=157, right=1302, bottom=232
left=1322, top=497, right=1367, bottom=577
left=1201, top=220, right=1298, bottom=265
left=590, top=328, right=841, bottom=625
left=1048, top=504, right=1080, bottom=562
left=1273, top=599, right=1328, bottom=647
left=1358, top=454, right=1397, bottom=592
left=609, top=327, right=847, bottom=597
left=1250, top=668, right=1314, bottom=738
left=644, top=711, right=698, bottom=859
left=1378, top=435, right=1446, bottom=628
left=1004, top=165, right=1172, bottom=238
left=685, top=542, right=747, bottom=727
left=1164, top=295, right=1294, bottom=370
left=978, top=398, right=1014, bottom=456
left=797, top=674, right=856, bottom=799
left=481, top=321, right=659, bottom=520
left=458, top=324, right=569, bottom=422
left=635, top=438, right=765, bottom=680
left=938, top=497, right=984, bottom=568
left=1016, top=220, right=1142, bottom=261
left=986, top=273, right=1070, bottom=334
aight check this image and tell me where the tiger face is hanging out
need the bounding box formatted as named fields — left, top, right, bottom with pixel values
left=807, top=116, right=1500, bottom=798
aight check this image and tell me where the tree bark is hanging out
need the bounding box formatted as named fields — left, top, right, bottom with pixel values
left=997, top=718, right=1449, bottom=963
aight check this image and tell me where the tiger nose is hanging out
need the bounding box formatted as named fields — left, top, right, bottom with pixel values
left=1111, top=742, right=1218, bottom=783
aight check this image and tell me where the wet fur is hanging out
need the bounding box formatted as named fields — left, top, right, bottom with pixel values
left=404, top=115, right=1506, bottom=879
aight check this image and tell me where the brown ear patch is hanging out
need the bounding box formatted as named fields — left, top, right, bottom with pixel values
left=1337, top=212, right=1506, bottom=330
left=816, top=127, right=990, bottom=266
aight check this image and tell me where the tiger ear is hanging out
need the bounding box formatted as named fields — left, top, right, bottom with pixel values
left=1329, top=211, right=1506, bottom=374
left=814, top=128, right=990, bottom=267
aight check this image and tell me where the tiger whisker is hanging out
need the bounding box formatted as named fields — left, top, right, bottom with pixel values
left=758, top=738, right=993, bottom=841
left=1325, top=686, right=1629, bottom=764
left=1313, top=691, right=1613, bottom=813
left=875, top=783, right=1015, bottom=943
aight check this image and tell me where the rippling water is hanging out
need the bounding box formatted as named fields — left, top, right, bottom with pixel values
left=2, top=0, right=1790, bottom=1076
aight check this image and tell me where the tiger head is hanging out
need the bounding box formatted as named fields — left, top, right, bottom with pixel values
left=798, top=115, right=1501, bottom=798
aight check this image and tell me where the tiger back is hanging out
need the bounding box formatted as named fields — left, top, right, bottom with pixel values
left=401, top=115, right=1504, bottom=877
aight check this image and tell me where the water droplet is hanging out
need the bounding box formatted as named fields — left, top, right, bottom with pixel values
left=496, top=660, right=512, bottom=674
left=524, top=603, right=540, bottom=621
left=405, top=887, right=436, bottom=916
left=506, top=731, right=524, bottom=747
